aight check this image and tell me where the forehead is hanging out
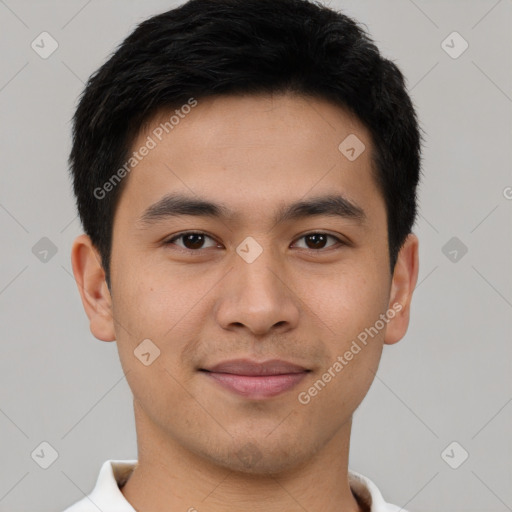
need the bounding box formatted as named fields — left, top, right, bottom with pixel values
left=142, top=93, right=369, bottom=153
left=116, top=93, right=385, bottom=229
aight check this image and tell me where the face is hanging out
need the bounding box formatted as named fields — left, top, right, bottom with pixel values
left=73, top=92, right=418, bottom=475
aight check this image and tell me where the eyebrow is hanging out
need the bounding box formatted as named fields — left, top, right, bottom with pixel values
left=137, top=192, right=367, bottom=228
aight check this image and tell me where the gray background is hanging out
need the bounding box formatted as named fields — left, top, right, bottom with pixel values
left=0, top=0, right=511, bottom=511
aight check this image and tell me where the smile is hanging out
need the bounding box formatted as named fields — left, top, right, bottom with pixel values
left=200, top=359, right=310, bottom=399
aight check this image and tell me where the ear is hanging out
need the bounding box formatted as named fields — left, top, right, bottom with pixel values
left=384, top=233, right=419, bottom=345
left=70, top=234, right=116, bottom=342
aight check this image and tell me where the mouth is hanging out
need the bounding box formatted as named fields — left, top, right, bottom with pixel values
left=199, top=359, right=311, bottom=399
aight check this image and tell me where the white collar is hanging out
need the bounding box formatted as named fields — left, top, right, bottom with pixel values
left=63, top=459, right=406, bottom=512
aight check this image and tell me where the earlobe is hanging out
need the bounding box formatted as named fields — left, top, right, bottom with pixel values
left=71, top=234, right=116, bottom=342
left=384, top=233, right=419, bottom=345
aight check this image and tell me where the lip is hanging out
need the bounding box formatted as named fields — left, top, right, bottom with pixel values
left=200, top=359, right=310, bottom=399
left=204, top=358, right=308, bottom=376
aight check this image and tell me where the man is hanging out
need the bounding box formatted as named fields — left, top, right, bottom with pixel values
left=63, top=0, right=421, bottom=510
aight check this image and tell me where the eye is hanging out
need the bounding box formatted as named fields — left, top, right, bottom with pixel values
left=164, top=231, right=219, bottom=251
left=292, top=232, right=344, bottom=251
left=164, top=231, right=345, bottom=253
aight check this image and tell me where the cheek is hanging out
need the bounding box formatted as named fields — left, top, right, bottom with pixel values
left=303, top=264, right=388, bottom=339
left=113, top=261, right=193, bottom=337
left=111, top=266, right=213, bottom=389
left=296, top=278, right=386, bottom=423
left=297, top=263, right=388, bottom=402
left=111, top=272, right=206, bottom=428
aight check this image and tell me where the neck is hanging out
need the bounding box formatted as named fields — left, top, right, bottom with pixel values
left=121, top=399, right=362, bottom=512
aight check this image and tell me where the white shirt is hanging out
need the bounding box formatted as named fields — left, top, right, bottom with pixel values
left=62, top=459, right=407, bottom=512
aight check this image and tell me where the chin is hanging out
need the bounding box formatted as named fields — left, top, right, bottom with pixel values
left=201, top=436, right=311, bottom=476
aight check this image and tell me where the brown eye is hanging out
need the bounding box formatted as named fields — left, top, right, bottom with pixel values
left=304, top=233, right=328, bottom=249
left=293, top=233, right=343, bottom=251
left=166, top=232, right=218, bottom=251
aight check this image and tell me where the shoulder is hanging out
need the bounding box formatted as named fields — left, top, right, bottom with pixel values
left=60, top=459, right=138, bottom=512
left=348, top=469, right=408, bottom=512
left=61, top=498, right=92, bottom=512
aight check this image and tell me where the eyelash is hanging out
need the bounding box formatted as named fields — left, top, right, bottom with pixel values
left=163, top=231, right=346, bottom=253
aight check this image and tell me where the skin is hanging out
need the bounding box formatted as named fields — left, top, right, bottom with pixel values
left=71, top=92, right=419, bottom=512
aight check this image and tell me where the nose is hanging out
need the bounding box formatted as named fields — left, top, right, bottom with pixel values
left=213, top=243, right=301, bottom=337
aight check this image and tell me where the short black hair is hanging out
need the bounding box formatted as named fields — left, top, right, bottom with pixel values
left=69, top=0, right=423, bottom=288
